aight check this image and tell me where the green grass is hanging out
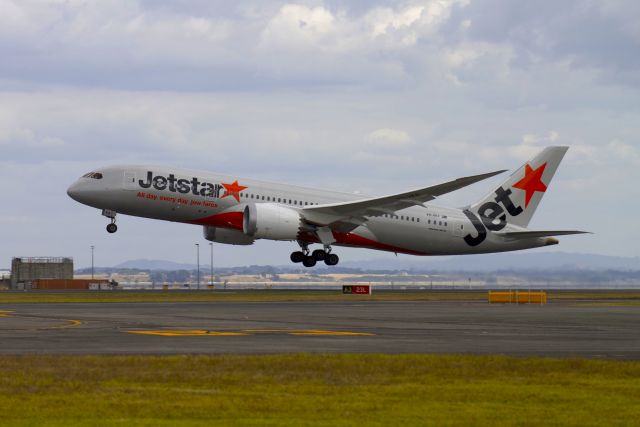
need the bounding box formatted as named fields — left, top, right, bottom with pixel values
left=0, top=354, right=638, bottom=426
left=1, top=289, right=639, bottom=304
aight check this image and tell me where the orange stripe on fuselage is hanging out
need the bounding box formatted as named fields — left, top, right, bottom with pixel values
left=297, top=230, right=428, bottom=256
left=332, top=231, right=429, bottom=256
left=188, top=211, right=244, bottom=230
left=188, top=212, right=429, bottom=255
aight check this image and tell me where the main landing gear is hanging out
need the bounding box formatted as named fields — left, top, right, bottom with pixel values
left=290, top=242, right=339, bottom=267
left=102, top=209, right=118, bottom=234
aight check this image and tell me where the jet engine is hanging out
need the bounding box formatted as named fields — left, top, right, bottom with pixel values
left=243, top=203, right=302, bottom=240
left=203, top=226, right=255, bottom=245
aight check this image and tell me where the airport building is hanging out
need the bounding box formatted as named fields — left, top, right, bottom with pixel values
left=10, top=257, right=74, bottom=290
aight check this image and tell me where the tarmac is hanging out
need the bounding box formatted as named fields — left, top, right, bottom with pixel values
left=0, top=300, right=638, bottom=358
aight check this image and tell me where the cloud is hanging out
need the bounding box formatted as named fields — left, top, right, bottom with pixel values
left=447, top=0, right=640, bottom=88
left=0, top=1, right=638, bottom=265
left=365, top=128, right=413, bottom=149
left=607, top=139, right=640, bottom=165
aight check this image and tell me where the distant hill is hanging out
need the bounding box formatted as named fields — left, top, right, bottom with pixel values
left=341, top=252, right=640, bottom=272
left=111, top=252, right=639, bottom=272
left=113, top=259, right=201, bottom=271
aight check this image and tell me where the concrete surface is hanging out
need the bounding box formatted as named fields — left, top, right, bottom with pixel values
left=0, top=300, right=638, bottom=358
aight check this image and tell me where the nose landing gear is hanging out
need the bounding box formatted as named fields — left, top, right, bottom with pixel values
left=102, top=209, right=118, bottom=234
left=290, top=242, right=339, bottom=267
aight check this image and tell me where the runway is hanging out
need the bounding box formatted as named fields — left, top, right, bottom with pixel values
left=0, top=300, right=638, bottom=358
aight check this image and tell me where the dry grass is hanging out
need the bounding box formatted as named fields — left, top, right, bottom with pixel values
left=0, top=354, right=638, bottom=426
left=1, top=289, right=639, bottom=304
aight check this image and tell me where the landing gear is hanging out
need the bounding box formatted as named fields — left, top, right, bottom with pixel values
left=102, top=209, right=117, bottom=234
left=291, top=243, right=340, bottom=267
left=311, top=249, right=326, bottom=261
left=291, top=240, right=309, bottom=264
left=324, top=253, right=339, bottom=266
left=290, top=251, right=305, bottom=263
left=302, top=256, right=317, bottom=267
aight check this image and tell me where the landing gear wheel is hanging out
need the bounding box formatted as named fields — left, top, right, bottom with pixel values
left=324, top=253, right=339, bottom=266
left=302, top=256, right=317, bottom=268
left=106, top=223, right=118, bottom=234
left=311, top=249, right=326, bottom=261
left=290, top=251, right=305, bottom=263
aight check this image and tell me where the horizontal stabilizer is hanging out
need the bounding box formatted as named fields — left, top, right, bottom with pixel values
left=496, top=230, right=591, bottom=240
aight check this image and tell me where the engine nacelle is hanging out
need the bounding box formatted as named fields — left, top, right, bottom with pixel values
left=203, top=226, right=255, bottom=245
left=243, top=203, right=301, bottom=241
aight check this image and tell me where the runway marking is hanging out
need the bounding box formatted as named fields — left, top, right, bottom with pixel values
left=0, top=310, right=82, bottom=329
left=127, top=330, right=249, bottom=337
left=124, top=329, right=375, bottom=337
left=43, top=319, right=83, bottom=329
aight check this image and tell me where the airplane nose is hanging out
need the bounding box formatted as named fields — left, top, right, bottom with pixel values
left=67, top=181, right=82, bottom=202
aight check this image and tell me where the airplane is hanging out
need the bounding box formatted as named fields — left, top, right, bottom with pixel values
left=67, top=146, right=588, bottom=267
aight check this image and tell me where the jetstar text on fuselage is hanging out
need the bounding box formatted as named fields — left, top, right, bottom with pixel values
left=138, top=171, right=223, bottom=198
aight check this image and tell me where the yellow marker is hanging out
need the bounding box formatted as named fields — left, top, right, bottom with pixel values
left=126, top=330, right=248, bottom=337
left=43, top=319, right=83, bottom=329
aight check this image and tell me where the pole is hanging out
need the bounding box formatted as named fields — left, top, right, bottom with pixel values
left=209, top=243, right=213, bottom=288
left=91, top=245, right=94, bottom=279
left=195, top=243, right=200, bottom=290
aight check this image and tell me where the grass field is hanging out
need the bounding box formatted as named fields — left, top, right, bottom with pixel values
left=1, top=289, right=639, bottom=304
left=0, top=354, right=638, bottom=426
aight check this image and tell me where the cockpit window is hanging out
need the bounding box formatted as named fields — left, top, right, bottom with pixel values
left=82, top=172, right=103, bottom=179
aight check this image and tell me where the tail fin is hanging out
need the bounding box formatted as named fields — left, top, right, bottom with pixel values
left=470, top=146, right=568, bottom=228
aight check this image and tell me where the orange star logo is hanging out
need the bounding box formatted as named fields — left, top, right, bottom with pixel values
left=221, top=180, right=248, bottom=203
left=512, top=162, right=547, bottom=208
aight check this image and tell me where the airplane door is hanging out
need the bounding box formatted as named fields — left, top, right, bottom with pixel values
left=452, top=219, right=464, bottom=237
left=123, top=171, right=137, bottom=190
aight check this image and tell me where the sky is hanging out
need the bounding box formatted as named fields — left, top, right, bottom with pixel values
left=1, top=0, right=639, bottom=268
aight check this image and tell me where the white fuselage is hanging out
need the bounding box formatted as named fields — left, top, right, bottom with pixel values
left=67, top=165, right=555, bottom=257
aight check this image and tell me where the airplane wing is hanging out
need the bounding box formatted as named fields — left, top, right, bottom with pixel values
left=300, top=169, right=507, bottom=228
left=496, top=230, right=591, bottom=240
